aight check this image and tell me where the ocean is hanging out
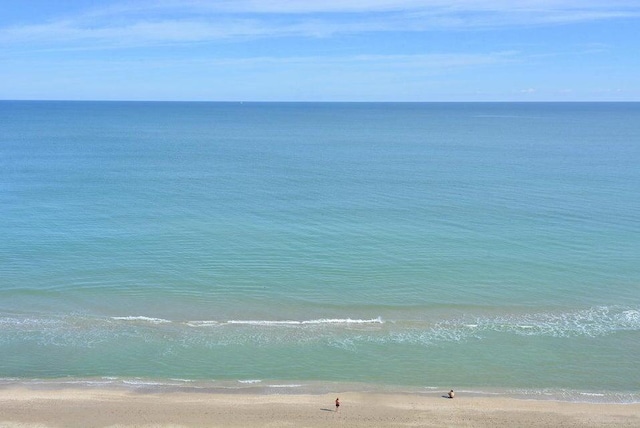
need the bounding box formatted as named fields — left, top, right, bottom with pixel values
left=1, top=101, right=639, bottom=402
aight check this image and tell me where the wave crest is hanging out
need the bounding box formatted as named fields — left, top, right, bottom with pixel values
left=111, top=316, right=171, bottom=324
left=224, top=317, right=383, bottom=326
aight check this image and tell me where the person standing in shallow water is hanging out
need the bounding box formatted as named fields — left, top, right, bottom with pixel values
left=335, top=397, right=340, bottom=411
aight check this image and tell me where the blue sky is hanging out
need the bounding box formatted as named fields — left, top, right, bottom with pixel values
left=1, top=0, right=639, bottom=101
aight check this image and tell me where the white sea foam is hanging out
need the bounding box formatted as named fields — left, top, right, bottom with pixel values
left=185, top=321, right=221, bottom=327
left=321, top=306, right=640, bottom=350
left=59, top=379, right=116, bottom=386
left=302, top=317, right=383, bottom=325
left=238, top=379, right=262, bottom=384
left=506, top=388, right=640, bottom=403
left=122, top=379, right=164, bottom=386
left=483, top=306, right=640, bottom=338
left=621, top=310, right=640, bottom=322
left=0, top=317, right=62, bottom=328
left=2, top=307, right=638, bottom=353
left=111, top=316, right=171, bottom=324
left=227, top=320, right=300, bottom=326
left=226, top=317, right=383, bottom=326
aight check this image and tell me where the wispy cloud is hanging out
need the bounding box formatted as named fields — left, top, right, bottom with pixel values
left=1, top=0, right=639, bottom=50
left=116, top=0, right=640, bottom=16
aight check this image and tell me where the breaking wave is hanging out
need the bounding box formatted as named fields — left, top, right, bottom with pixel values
left=0, top=307, right=637, bottom=349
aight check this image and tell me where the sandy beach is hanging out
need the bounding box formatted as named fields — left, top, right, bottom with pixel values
left=1, top=387, right=638, bottom=427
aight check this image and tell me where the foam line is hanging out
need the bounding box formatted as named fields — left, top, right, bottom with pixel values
left=111, top=316, right=171, bottom=324
left=225, top=317, right=383, bottom=326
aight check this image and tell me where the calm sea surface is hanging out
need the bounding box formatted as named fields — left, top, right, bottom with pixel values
left=1, top=102, right=639, bottom=401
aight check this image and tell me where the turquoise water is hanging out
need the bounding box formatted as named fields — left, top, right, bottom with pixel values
left=1, top=101, right=639, bottom=401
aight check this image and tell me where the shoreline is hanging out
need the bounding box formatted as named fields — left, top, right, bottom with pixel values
left=2, top=377, right=639, bottom=404
left=1, top=386, right=639, bottom=428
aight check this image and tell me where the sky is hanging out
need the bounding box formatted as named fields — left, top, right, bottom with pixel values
left=1, top=0, right=639, bottom=101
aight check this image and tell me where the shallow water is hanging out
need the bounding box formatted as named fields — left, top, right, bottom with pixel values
left=2, top=101, right=639, bottom=399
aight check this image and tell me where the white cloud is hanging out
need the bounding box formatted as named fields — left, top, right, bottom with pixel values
left=140, top=0, right=640, bottom=15
left=1, top=0, right=639, bottom=49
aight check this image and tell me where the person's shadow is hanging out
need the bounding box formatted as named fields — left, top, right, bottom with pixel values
left=320, top=408, right=334, bottom=412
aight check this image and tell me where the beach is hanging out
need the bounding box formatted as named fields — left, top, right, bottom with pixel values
left=1, top=387, right=638, bottom=428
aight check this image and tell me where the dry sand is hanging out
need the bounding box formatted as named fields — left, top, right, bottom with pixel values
left=1, top=387, right=638, bottom=427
